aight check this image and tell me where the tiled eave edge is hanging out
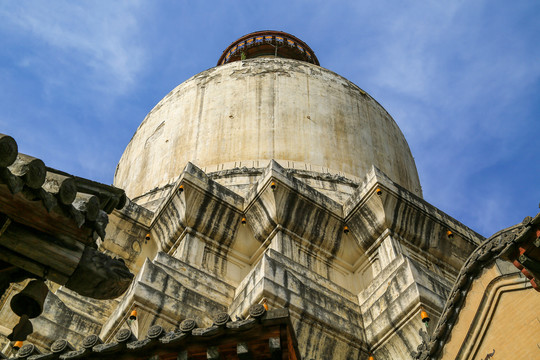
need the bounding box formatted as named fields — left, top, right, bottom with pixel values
left=411, top=211, right=540, bottom=359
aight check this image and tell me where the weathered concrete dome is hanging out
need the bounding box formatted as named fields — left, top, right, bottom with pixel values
left=114, top=57, right=422, bottom=203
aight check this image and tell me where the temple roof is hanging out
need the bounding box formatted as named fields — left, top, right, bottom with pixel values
left=1, top=306, right=300, bottom=360
left=0, top=133, right=132, bottom=299
left=0, top=133, right=126, bottom=246
left=412, top=211, right=540, bottom=359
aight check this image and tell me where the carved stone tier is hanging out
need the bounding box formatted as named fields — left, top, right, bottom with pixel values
left=21, top=161, right=484, bottom=359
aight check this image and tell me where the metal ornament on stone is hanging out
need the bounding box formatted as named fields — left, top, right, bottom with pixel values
left=420, top=308, right=430, bottom=329
left=10, top=280, right=49, bottom=318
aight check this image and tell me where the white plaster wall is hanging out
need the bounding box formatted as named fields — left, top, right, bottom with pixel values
left=114, top=58, right=421, bottom=200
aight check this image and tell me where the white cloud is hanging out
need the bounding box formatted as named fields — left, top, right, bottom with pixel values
left=0, top=1, right=145, bottom=95
left=323, top=1, right=540, bottom=235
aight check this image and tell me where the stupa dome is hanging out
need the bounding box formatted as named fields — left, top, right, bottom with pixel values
left=114, top=32, right=421, bottom=206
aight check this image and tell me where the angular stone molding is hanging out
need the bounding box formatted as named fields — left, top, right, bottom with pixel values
left=99, top=252, right=234, bottom=342
left=244, top=160, right=344, bottom=255
left=230, top=249, right=369, bottom=358
left=150, top=162, right=244, bottom=253
left=344, top=167, right=483, bottom=271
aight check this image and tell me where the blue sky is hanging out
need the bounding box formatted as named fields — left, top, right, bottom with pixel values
left=0, top=1, right=538, bottom=237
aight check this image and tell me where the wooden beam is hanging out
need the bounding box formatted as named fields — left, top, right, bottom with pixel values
left=0, top=264, right=17, bottom=274
left=269, top=337, right=282, bottom=360
left=207, top=346, right=221, bottom=360
left=237, top=342, right=254, bottom=360
left=0, top=186, right=94, bottom=245
left=0, top=220, right=83, bottom=277
left=0, top=245, right=68, bottom=284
